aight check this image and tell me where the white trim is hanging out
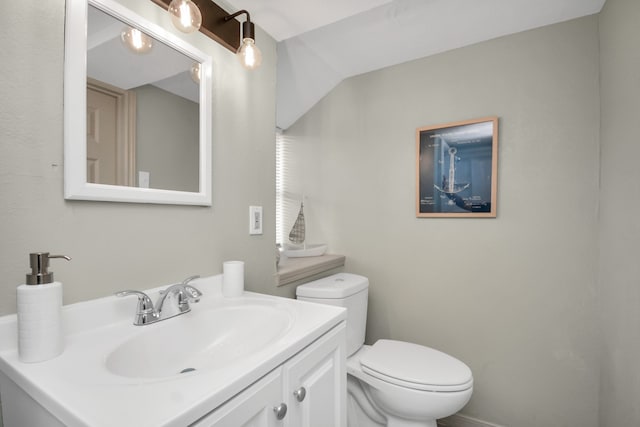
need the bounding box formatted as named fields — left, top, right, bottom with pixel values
left=64, top=0, right=213, bottom=206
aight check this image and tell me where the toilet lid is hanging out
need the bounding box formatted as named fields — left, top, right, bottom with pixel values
left=359, top=340, right=473, bottom=392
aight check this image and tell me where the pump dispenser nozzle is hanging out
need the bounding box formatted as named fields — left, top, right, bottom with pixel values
left=26, top=252, right=71, bottom=285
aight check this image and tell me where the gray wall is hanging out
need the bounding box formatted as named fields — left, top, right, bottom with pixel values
left=3, top=0, right=640, bottom=426
left=135, top=85, right=199, bottom=192
left=286, top=16, right=601, bottom=427
left=598, top=0, right=640, bottom=425
left=0, top=0, right=277, bottom=316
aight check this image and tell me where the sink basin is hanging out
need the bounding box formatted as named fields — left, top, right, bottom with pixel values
left=105, top=303, right=293, bottom=379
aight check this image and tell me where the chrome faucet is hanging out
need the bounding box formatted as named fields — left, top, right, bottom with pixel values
left=116, top=275, right=203, bottom=326
left=155, top=275, right=203, bottom=316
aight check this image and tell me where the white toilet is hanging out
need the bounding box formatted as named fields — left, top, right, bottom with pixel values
left=296, top=273, right=473, bottom=427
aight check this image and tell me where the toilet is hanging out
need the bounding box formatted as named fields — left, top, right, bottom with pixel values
left=296, top=273, right=473, bottom=427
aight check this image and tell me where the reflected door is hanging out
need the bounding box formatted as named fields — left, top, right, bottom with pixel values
left=87, top=86, right=118, bottom=185
left=86, top=79, right=135, bottom=186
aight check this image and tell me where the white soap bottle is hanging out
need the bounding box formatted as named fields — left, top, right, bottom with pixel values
left=17, top=252, right=71, bottom=363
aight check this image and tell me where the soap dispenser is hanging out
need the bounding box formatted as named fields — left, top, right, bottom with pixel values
left=17, top=252, right=71, bottom=363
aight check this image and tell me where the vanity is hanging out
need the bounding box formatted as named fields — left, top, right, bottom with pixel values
left=0, top=275, right=347, bottom=426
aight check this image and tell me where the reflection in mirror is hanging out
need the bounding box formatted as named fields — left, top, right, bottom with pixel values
left=87, top=5, right=199, bottom=192
left=64, top=0, right=212, bottom=205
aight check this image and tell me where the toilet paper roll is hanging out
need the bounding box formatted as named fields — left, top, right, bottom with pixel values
left=223, top=261, right=244, bottom=297
left=17, top=281, right=64, bottom=363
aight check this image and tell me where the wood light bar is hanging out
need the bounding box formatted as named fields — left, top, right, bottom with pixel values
left=150, top=0, right=240, bottom=53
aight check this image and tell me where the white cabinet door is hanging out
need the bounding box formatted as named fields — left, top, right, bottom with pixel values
left=283, top=323, right=347, bottom=427
left=193, top=368, right=285, bottom=427
left=193, top=321, right=347, bottom=427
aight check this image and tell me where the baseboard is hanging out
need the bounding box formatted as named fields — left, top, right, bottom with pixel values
left=438, top=413, right=506, bottom=427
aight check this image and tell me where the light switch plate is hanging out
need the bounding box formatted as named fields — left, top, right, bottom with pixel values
left=249, top=206, right=263, bottom=235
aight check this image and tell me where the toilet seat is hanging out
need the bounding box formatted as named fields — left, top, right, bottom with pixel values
left=359, top=340, right=473, bottom=392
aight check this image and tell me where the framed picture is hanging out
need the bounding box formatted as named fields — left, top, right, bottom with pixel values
left=416, top=117, right=498, bottom=218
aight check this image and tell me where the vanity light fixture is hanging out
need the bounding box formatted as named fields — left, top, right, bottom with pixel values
left=224, top=10, right=262, bottom=70
left=167, top=0, right=202, bottom=33
left=120, top=27, right=154, bottom=54
left=151, top=0, right=261, bottom=70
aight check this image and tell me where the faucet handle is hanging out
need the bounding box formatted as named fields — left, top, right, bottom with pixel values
left=181, top=275, right=200, bottom=284
left=115, top=290, right=157, bottom=325
left=183, top=284, right=203, bottom=301
left=181, top=275, right=202, bottom=300
left=158, top=275, right=201, bottom=295
left=115, top=290, right=154, bottom=310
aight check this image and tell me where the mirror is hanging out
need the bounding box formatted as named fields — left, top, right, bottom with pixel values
left=64, top=0, right=213, bottom=205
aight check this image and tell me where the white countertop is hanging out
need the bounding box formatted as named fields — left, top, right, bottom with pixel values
left=0, top=275, right=346, bottom=426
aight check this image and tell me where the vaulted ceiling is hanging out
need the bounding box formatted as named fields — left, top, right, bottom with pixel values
left=225, top=0, right=606, bottom=129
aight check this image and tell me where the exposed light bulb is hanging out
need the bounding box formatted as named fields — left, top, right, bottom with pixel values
left=238, top=38, right=262, bottom=70
left=120, top=27, right=153, bottom=54
left=168, top=0, right=202, bottom=33
left=190, top=62, right=201, bottom=84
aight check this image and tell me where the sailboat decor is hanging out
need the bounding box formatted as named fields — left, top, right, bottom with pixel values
left=283, top=201, right=327, bottom=257
left=288, top=202, right=306, bottom=244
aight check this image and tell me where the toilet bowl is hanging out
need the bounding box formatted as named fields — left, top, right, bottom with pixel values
left=348, top=343, right=472, bottom=427
left=296, top=273, right=473, bottom=427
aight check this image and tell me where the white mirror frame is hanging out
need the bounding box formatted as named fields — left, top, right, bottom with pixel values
left=64, top=0, right=213, bottom=206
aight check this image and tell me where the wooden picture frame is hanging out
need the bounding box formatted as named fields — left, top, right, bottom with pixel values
left=416, top=117, right=498, bottom=218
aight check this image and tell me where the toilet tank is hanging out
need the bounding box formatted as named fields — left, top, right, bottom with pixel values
left=296, top=273, right=369, bottom=356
